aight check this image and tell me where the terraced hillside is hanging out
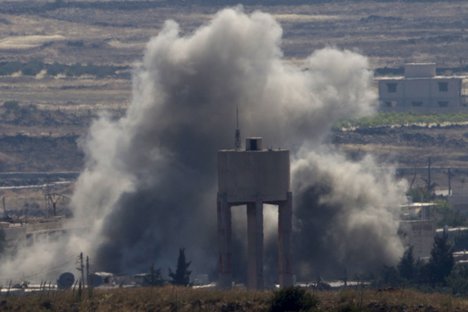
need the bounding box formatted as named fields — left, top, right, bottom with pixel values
left=0, top=0, right=467, bottom=186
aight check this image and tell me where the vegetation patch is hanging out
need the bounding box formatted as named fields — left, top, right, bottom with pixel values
left=0, top=60, right=129, bottom=78
left=269, top=286, right=319, bottom=312
left=336, top=113, right=468, bottom=130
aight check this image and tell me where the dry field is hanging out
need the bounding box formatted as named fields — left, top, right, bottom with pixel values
left=1, top=287, right=468, bottom=312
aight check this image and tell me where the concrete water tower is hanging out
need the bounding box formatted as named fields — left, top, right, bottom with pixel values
left=217, top=137, right=293, bottom=289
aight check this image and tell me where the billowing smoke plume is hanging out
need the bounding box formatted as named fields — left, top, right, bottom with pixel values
left=0, top=7, right=406, bottom=281
left=293, top=150, right=407, bottom=278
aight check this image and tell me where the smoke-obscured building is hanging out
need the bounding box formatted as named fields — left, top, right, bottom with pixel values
left=398, top=202, right=436, bottom=260
left=0, top=217, right=65, bottom=252
left=377, top=63, right=468, bottom=113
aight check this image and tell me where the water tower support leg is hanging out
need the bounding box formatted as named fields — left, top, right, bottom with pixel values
left=279, top=192, right=293, bottom=288
left=247, top=198, right=264, bottom=289
left=217, top=193, right=232, bottom=288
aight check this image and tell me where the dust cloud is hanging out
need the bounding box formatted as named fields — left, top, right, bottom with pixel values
left=0, top=7, right=406, bottom=282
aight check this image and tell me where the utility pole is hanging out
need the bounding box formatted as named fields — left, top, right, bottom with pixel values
left=43, top=184, right=50, bottom=217
left=86, top=255, right=93, bottom=298
left=2, top=196, right=8, bottom=220
left=448, top=168, right=452, bottom=196
left=75, top=252, right=84, bottom=301
left=427, top=157, right=432, bottom=194
left=51, top=196, right=57, bottom=217
left=86, top=256, right=89, bottom=287
left=78, top=252, right=84, bottom=287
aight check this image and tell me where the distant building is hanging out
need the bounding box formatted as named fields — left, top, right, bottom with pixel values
left=0, top=217, right=66, bottom=252
left=377, top=63, right=468, bottom=113
left=398, top=202, right=436, bottom=260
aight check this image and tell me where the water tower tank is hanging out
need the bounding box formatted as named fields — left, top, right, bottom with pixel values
left=218, top=137, right=290, bottom=204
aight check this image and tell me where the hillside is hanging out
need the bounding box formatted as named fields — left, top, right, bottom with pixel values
left=1, top=0, right=467, bottom=177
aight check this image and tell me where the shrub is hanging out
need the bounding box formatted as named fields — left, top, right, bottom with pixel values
left=269, top=287, right=319, bottom=312
left=3, top=100, right=19, bottom=111
left=447, top=265, right=468, bottom=295
left=22, top=59, right=44, bottom=76
left=337, top=303, right=361, bottom=312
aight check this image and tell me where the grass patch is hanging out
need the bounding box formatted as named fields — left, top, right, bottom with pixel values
left=0, top=60, right=129, bottom=78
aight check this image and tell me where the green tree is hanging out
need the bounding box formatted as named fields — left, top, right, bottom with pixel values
left=144, top=264, right=165, bottom=286
left=428, top=232, right=454, bottom=286
left=406, top=187, right=433, bottom=202
left=168, top=248, right=191, bottom=286
left=398, top=246, right=415, bottom=281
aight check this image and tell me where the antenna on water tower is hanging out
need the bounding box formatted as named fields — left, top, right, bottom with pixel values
left=234, top=106, right=241, bottom=150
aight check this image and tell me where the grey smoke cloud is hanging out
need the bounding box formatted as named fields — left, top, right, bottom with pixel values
left=292, top=150, right=407, bottom=278
left=0, top=7, right=405, bottom=281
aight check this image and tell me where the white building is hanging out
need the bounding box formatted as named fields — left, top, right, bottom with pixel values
left=377, top=63, right=468, bottom=113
